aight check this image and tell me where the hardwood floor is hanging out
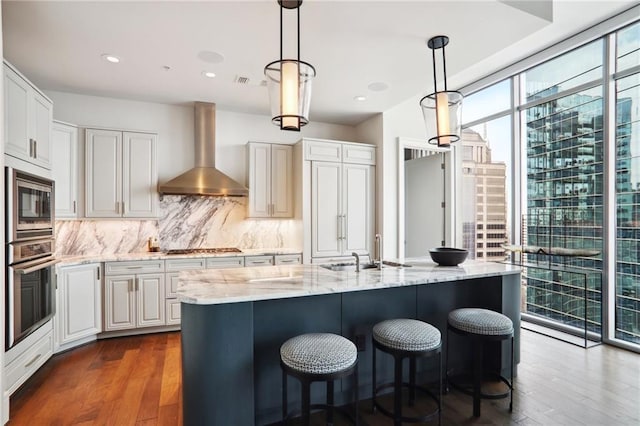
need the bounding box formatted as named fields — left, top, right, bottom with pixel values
left=7, top=329, right=640, bottom=425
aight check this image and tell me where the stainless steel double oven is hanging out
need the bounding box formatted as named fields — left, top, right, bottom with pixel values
left=5, top=167, right=57, bottom=350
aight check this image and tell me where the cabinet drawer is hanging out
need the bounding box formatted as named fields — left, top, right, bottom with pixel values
left=206, top=257, right=245, bottom=269
left=274, top=254, right=302, bottom=265
left=304, top=140, right=342, bottom=162
left=166, top=299, right=181, bottom=326
left=105, top=260, right=165, bottom=275
left=245, top=255, right=274, bottom=267
left=5, top=329, right=53, bottom=395
left=165, top=258, right=206, bottom=272
left=343, top=144, right=376, bottom=165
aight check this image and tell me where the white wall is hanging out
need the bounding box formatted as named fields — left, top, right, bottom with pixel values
left=0, top=3, right=6, bottom=423
left=379, top=95, right=426, bottom=258
left=45, top=91, right=357, bottom=186
left=355, top=113, right=384, bottom=238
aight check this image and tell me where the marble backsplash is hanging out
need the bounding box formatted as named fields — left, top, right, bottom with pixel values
left=55, top=196, right=297, bottom=256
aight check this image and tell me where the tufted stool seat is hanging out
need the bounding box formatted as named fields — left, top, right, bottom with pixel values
left=372, top=319, right=442, bottom=426
left=448, top=308, right=514, bottom=336
left=280, top=333, right=359, bottom=425
left=446, top=308, right=514, bottom=418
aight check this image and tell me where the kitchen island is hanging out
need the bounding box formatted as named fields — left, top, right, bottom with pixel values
left=177, top=259, right=521, bottom=426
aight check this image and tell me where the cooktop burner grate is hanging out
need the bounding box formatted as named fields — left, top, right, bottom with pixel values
left=165, top=248, right=242, bottom=255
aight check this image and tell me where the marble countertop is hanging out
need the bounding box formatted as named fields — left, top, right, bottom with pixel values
left=55, top=248, right=302, bottom=268
left=176, top=258, right=521, bottom=305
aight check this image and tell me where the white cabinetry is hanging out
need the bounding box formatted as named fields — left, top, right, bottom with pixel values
left=165, top=258, right=207, bottom=326
left=247, top=142, right=293, bottom=218
left=55, top=264, right=101, bottom=351
left=85, top=128, right=158, bottom=218
left=104, top=260, right=165, bottom=331
left=51, top=121, right=79, bottom=218
left=3, top=61, right=53, bottom=169
left=303, top=140, right=376, bottom=260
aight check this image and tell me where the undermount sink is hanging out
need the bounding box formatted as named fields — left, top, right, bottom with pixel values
left=320, top=262, right=379, bottom=272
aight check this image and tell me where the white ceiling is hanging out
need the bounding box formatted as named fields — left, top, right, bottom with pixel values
left=2, top=1, right=637, bottom=126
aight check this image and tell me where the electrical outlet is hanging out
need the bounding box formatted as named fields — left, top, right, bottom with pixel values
left=355, top=334, right=366, bottom=352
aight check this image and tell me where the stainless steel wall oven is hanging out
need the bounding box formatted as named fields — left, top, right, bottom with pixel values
left=5, top=167, right=57, bottom=350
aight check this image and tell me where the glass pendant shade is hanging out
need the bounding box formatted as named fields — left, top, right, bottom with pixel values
left=264, top=0, right=315, bottom=132
left=420, top=35, right=463, bottom=147
left=265, top=59, right=315, bottom=131
left=420, top=90, right=463, bottom=146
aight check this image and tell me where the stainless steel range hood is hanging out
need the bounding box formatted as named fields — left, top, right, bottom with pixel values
left=158, top=102, right=248, bottom=197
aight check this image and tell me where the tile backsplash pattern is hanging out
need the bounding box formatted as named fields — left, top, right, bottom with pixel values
left=55, top=196, right=296, bottom=256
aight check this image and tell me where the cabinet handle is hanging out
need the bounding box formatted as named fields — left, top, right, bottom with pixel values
left=343, top=215, right=348, bottom=241
left=24, top=353, right=42, bottom=368
left=33, top=140, right=37, bottom=158
left=251, top=260, right=268, bottom=264
left=115, top=201, right=120, bottom=214
left=97, top=267, right=101, bottom=280
left=125, top=266, right=144, bottom=269
left=73, top=201, right=77, bottom=214
left=279, top=259, right=295, bottom=263
left=29, top=139, right=34, bottom=157
left=136, top=278, right=139, bottom=291
left=337, top=216, right=342, bottom=240
left=122, top=201, right=125, bottom=214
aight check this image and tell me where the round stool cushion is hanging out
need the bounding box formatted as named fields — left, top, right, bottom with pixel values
left=280, top=333, right=357, bottom=375
left=373, top=319, right=441, bottom=352
left=448, top=308, right=513, bottom=336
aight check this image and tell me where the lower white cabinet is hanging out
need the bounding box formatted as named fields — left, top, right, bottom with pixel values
left=56, top=264, right=101, bottom=350
left=104, top=263, right=166, bottom=331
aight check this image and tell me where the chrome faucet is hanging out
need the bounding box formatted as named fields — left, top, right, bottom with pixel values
left=375, top=233, right=383, bottom=270
left=352, top=252, right=360, bottom=272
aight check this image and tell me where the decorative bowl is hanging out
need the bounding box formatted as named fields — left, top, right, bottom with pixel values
left=429, top=247, right=468, bottom=266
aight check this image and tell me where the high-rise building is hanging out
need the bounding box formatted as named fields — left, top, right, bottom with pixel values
left=461, top=129, right=508, bottom=262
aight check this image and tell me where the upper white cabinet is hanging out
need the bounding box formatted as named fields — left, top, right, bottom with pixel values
left=51, top=121, right=79, bottom=218
left=3, top=61, right=53, bottom=169
left=55, top=263, right=101, bottom=352
left=297, top=139, right=376, bottom=262
left=247, top=142, right=293, bottom=218
left=85, top=128, right=158, bottom=218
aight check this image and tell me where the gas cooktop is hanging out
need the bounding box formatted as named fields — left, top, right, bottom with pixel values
left=165, top=248, right=242, bottom=255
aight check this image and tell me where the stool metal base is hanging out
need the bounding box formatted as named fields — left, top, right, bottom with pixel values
left=372, top=338, right=442, bottom=426
left=446, top=324, right=514, bottom=418
left=281, top=360, right=359, bottom=426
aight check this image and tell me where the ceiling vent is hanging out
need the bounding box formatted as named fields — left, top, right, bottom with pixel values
left=234, top=75, right=267, bottom=87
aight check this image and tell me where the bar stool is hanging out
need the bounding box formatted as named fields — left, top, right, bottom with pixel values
left=446, top=308, right=514, bottom=417
left=280, top=333, right=359, bottom=425
left=372, top=319, right=442, bottom=425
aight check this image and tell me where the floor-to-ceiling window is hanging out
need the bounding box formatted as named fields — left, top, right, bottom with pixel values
left=459, top=10, right=640, bottom=350
left=614, top=21, right=640, bottom=344
left=461, top=80, right=513, bottom=263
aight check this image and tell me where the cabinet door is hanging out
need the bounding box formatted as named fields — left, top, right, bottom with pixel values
left=311, top=161, right=342, bottom=258
left=4, top=65, right=31, bottom=161
left=136, top=273, right=165, bottom=327
left=165, top=299, right=181, bottom=326
left=31, top=91, right=53, bottom=169
left=51, top=122, right=78, bottom=218
left=343, top=164, right=375, bottom=255
left=247, top=142, right=272, bottom=218
left=86, top=129, right=122, bottom=217
left=58, top=264, right=101, bottom=345
left=271, top=144, right=293, bottom=217
left=104, top=275, right=135, bottom=331
left=122, top=132, right=158, bottom=218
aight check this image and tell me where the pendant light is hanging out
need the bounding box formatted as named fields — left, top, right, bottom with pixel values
left=419, top=36, right=463, bottom=147
left=264, top=0, right=316, bottom=132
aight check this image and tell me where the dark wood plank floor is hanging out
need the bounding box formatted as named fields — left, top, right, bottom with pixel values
left=7, top=329, right=640, bottom=425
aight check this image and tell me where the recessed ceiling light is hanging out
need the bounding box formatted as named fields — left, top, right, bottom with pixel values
left=198, top=51, right=225, bottom=64
left=354, top=95, right=367, bottom=101
left=202, top=71, right=217, bottom=78
left=368, top=82, right=389, bottom=92
left=101, top=54, right=120, bottom=64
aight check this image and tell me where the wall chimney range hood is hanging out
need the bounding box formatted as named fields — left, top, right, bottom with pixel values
left=158, top=102, right=249, bottom=197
